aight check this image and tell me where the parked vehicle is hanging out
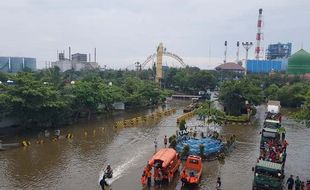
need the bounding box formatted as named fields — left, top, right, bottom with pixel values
left=147, top=148, right=181, bottom=182
left=180, top=155, right=203, bottom=185
left=267, top=100, right=281, bottom=114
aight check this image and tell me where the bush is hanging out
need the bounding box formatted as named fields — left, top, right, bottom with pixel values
left=199, top=144, right=205, bottom=157
left=181, top=144, right=190, bottom=158
left=179, top=120, right=186, bottom=131
left=169, top=134, right=176, bottom=143
left=170, top=139, right=177, bottom=149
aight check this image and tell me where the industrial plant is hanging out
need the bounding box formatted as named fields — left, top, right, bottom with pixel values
left=215, top=8, right=310, bottom=76
left=51, top=47, right=99, bottom=72
left=0, top=56, right=36, bottom=73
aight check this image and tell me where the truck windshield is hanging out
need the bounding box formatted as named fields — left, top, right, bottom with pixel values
left=262, top=131, right=277, bottom=138
left=264, top=122, right=280, bottom=129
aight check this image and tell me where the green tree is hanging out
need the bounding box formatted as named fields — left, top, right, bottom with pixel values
left=0, top=72, right=8, bottom=82
left=295, top=90, right=310, bottom=127
left=277, top=83, right=309, bottom=107
left=195, top=100, right=225, bottom=126
left=264, top=84, right=279, bottom=100
left=6, top=73, right=71, bottom=127
left=219, top=79, right=263, bottom=116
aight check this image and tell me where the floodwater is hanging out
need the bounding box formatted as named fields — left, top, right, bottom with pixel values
left=0, top=99, right=310, bottom=190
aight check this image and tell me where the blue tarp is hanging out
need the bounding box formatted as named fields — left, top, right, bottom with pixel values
left=176, top=138, right=223, bottom=156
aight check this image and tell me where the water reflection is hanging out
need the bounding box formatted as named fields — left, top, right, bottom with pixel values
left=0, top=101, right=309, bottom=190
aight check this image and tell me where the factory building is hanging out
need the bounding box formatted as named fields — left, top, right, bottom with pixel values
left=287, top=49, right=310, bottom=75
left=0, top=57, right=36, bottom=73
left=72, top=53, right=87, bottom=62
left=215, top=62, right=245, bottom=73
left=246, top=60, right=282, bottom=73
left=266, top=43, right=292, bottom=60
left=51, top=52, right=99, bottom=72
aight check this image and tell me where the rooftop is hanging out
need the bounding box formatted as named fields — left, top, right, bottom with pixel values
left=215, top=62, right=245, bottom=71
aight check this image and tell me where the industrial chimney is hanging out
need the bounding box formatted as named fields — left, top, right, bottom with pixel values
left=69, top=46, right=71, bottom=60
left=94, top=48, right=96, bottom=62
left=255, top=8, right=264, bottom=60
left=224, top=41, right=227, bottom=63
left=236, top=41, right=240, bottom=63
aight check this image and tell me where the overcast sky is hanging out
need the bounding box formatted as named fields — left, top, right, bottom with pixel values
left=0, top=0, right=309, bottom=69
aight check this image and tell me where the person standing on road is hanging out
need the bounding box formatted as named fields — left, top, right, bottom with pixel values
left=164, top=136, right=168, bottom=148
left=216, top=177, right=222, bottom=190
left=295, top=176, right=302, bottom=190
left=154, top=138, right=158, bottom=152
left=287, top=175, right=295, bottom=190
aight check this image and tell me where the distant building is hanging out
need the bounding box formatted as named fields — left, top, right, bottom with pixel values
left=287, top=49, right=310, bottom=75
left=51, top=52, right=99, bottom=72
left=215, top=62, right=245, bottom=73
left=266, top=43, right=292, bottom=60
left=246, top=60, right=282, bottom=73
left=0, top=56, right=36, bottom=73
left=72, top=53, right=87, bottom=62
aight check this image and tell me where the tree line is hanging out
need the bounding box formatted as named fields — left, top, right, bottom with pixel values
left=1, top=68, right=309, bottom=128
left=0, top=67, right=170, bottom=128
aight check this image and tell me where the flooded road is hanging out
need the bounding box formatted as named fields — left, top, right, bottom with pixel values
left=0, top=100, right=310, bottom=190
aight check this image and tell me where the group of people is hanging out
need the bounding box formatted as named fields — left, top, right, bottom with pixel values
left=287, top=175, right=310, bottom=190
left=260, top=138, right=288, bottom=163
left=141, top=163, right=173, bottom=188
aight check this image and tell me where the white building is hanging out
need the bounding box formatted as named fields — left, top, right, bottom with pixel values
left=51, top=53, right=99, bottom=72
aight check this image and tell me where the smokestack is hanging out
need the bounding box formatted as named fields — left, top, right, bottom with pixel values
left=224, top=41, right=227, bottom=63
left=255, top=8, right=264, bottom=60
left=69, top=46, right=71, bottom=60
left=94, top=48, right=96, bottom=62
left=89, top=53, right=91, bottom=62
left=236, top=41, right=240, bottom=63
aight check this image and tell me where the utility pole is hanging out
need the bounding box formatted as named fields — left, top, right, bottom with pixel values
left=135, top=61, right=141, bottom=78
left=242, top=42, right=253, bottom=76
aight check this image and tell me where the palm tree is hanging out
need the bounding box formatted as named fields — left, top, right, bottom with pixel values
left=195, top=100, right=225, bottom=127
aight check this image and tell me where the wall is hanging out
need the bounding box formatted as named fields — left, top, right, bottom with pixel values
left=0, top=57, right=36, bottom=73
left=246, top=60, right=282, bottom=73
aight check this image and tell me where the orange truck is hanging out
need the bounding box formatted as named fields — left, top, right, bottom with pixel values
left=180, top=155, right=203, bottom=185
left=144, top=148, right=181, bottom=183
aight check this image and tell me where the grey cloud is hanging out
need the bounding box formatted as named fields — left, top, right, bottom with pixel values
left=0, top=0, right=309, bottom=69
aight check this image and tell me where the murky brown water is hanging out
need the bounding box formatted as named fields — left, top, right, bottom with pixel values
left=0, top=100, right=309, bottom=190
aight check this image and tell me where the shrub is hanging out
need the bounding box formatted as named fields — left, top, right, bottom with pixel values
left=199, top=144, right=205, bottom=157
left=181, top=144, right=190, bottom=158
left=179, top=120, right=186, bottom=131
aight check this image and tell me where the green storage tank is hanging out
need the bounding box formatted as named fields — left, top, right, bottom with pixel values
left=287, top=49, right=310, bottom=75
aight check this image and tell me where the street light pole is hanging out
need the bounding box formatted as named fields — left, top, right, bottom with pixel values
left=242, top=42, right=253, bottom=76
left=135, top=61, right=141, bottom=78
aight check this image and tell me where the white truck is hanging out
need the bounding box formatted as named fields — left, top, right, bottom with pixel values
left=267, top=100, right=281, bottom=114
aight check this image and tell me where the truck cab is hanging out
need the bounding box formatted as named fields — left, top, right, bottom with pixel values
left=252, top=160, right=284, bottom=190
